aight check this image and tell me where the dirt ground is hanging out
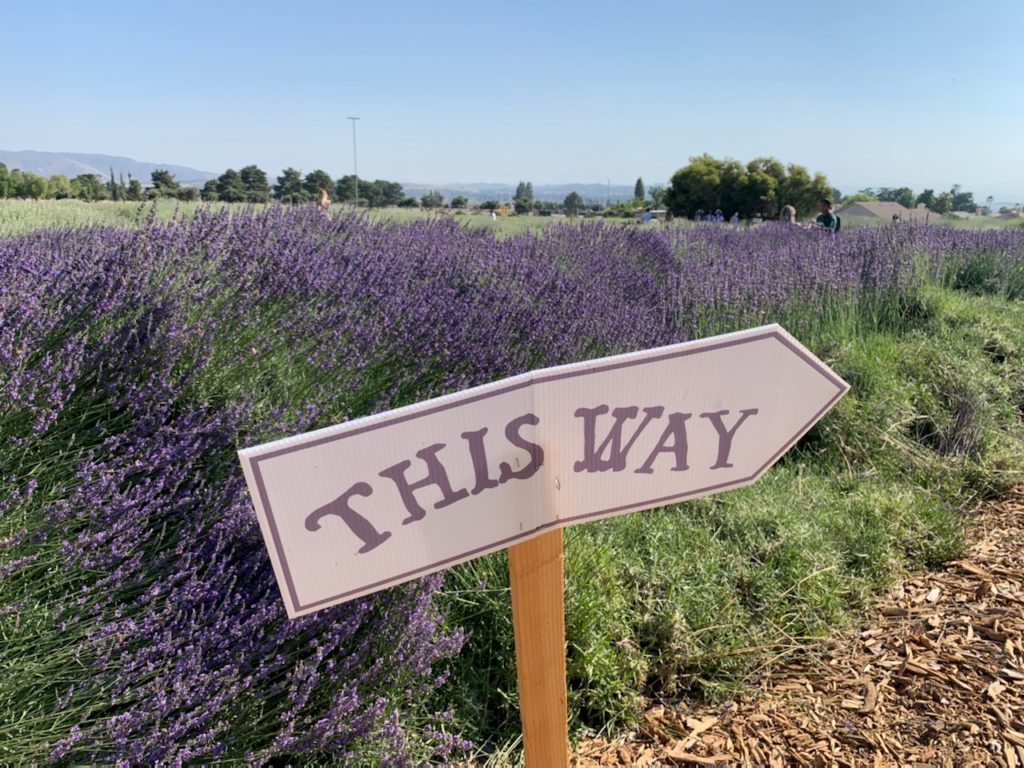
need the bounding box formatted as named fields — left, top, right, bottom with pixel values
left=572, top=488, right=1024, bottom=767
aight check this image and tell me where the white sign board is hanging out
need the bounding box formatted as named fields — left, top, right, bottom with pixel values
left=239, top=324, right=848, bottom=617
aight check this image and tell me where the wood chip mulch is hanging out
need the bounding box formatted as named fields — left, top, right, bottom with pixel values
left=573, top=488, right=1024, bottom=767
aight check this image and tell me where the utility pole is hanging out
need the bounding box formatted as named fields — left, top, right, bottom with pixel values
left=348, top=116, right=360, bottom=207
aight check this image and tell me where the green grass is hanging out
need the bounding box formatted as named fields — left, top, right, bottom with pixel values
left=435, top=281, right=1024, bottom=758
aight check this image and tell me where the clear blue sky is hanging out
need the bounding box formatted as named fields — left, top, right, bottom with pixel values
left=4, top=0, right=1022, bottom=200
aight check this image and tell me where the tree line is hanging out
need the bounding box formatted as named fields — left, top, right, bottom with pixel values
left=1, top=158, right=992, bottom=218
left=844, top=185, right=988, bottom=215
left=201, top=166, right=409, bottom=208
left=0, top=162, right=413, bottom=208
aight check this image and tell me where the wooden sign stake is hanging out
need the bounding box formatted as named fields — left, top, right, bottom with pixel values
left=508, top=528, right=569, bottom=767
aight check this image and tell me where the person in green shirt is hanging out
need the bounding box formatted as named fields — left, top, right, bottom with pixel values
left=814, top=198, right=838, bottom=231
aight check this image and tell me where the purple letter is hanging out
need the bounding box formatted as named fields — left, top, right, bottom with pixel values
left=635, top=412, right=692, bottom=474
left=700, top=408, right=759, bottom=469
left=573, top=405, right=664, bottom=472
left=462, top=427, right=500, bottom=495
left=498, top=413, right=544, bottom=482
left=305, top=482, right=391, bottom=554
left=378, top=443, right=470, bottom=524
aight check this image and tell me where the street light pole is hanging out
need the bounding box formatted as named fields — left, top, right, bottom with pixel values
left=347, top=116, right=360, bottom=207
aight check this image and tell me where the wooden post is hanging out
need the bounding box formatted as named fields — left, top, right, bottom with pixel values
left=508, top=528, right=568, bottom=767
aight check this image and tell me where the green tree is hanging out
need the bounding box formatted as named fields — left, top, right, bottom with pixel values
left=149, top=169, right=180, bottom=197
left=647, top=184, right=665, bottom=208
left=563, top=191, right=584, bottom=215
left=916, top=189, right=937, bottom=210
left=200, top=179, right=219, bottom=201
left=334, top=175, right=357, bottom=204
left=513, top=181, right=533, bottom=214
left=106, top=167, right=121, bottom=201
left=666, top=154, right=832, bottom=220
left=72, top=174, right=108, bottom=201
left=216, top=169, right=247, bottom=202
left=450, top=195, right=468, bottom=209
left=664, top=154, right=723, bottom=218
left=479, top=200, right=499, bottom=211
left=634, top=177, right=645, bottom=202
left=376, top=180, right=404, bottom=207
left=303, top=169, right=335, bottom=200
left=126, top=174, right=144, bottom=202
left=844, top=192, right=878, bottom=204
left=239, top=165, right=271, bottom=203
left=950, top=184, right=976, bottom=212
left=874, top=187, right=913, bottom=208
left=397, top=196, right=419, bottom=208
left=274, top=168, right=308, bottom=203
left=361, top=180, right=385, bottom=208
left=47, top=174, right=72, bottom=199
left=933, top=192, right=953, bottom=214
left=0, top=162, right=8, bottom=198
left=420, top=190, right=444, bottom=209
left=13, top=171, right=47, bottom=199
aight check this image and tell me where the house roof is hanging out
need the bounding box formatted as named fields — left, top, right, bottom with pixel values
left=837, top=201, right=931, bottom=221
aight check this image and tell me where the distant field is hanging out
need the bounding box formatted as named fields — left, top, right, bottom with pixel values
left=2, top=198, right=1020, bottom=238
left=0, top=199, right=571, bottom=236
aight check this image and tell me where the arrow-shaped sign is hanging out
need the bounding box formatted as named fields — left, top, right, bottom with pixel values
left=239, top=324, right=848, bottom=618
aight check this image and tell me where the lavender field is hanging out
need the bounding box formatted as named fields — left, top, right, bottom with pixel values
left=2, top=208, right=1024, bottom=764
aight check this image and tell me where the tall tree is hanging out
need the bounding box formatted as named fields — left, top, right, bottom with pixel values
left=335, top=174, right=357, bottom=203
left=420, top=190, right=444, bottom=209
left=239, top=164, right=271, bottom=203
left=950, top=184, right=976, bottom=212
left=0, top=162, right=8, bottom=198
left=126, top=177, right=144, bottom=202
left=47, top=174, right=72, bottom=199
left=72, top=173, right=108, bottom=201
left=108, top=167, right=121, bottom=201
left=149, top=169, right=180, bottom=197
left=634, top=177, right=645, bottom=202
left=216, top=169, right=247, bottom=203
left=375, top=180, right=404, bottom=207
left=664, top=154, right=723, bottom=217
left=200, top=179, right=219, bottom=202
left=13, top=171, right=47, bottom=199
left=665, top=154, right=832, bottom=219
left=563, top=191, right=584, bottom=215
left=274, top=168, right=308, bottom=203
left=513, top=181, right=533, bottom=214
left=915, top=189, right=937, bottom=210
left=303, top=169, right=335, bottom=199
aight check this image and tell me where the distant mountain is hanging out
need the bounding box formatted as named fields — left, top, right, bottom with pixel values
left=0, top=150, right=216, bottom=187
left=400, top=181, right=638, bottom=205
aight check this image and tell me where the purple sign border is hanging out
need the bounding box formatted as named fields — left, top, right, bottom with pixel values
left=246, top=327, right=848, bottom=615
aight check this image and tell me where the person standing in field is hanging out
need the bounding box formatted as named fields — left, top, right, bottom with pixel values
left=316, top=188, right=331, bottom=214
left=813, top=198, right=838, bottom=231
left=780, top=204, right=797, bottom=224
